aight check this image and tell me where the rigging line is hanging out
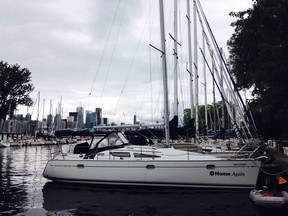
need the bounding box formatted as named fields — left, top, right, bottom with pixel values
left=200, top=47, right=245, bottom=141
left=148, top=1, right=159, bottom=124
left=177, top=0, right=182, bottom=46
left=149, top=0, right=153, bottom=124
left=149, top=1, right=158, bottom=124
left=89, top=0, right=122, bottom=96
left=195, top=6, right=250, bottom=137
left=178, top=61, right=185, bottom=124
left=112, top=2, right=154, bottom=122
left=98, top=0, right=128, bottom=108
left=196, top=0, right=257, bottom=138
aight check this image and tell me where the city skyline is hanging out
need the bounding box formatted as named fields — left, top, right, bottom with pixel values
left=10, top=105, right=141, bottom=130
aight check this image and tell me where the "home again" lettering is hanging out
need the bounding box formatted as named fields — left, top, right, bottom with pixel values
left=210, top=171, right=245, bottom=177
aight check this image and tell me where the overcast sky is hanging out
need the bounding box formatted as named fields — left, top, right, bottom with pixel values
left=0, top=0, right=253, bottom=125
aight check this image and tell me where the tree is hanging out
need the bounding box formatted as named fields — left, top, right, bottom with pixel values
left=0, top=61, right=34, bottom=131
left=227, top=0, right=288, bottom=139
left=183, top=108, right=191, bottom=127
left=183, top=102, right=231, bottom=137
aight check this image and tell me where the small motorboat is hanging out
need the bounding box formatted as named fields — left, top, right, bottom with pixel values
left=250, top=189, right=288, bottom=208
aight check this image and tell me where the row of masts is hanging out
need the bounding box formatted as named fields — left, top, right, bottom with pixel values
left=33, top=91, right=63, bottom=132
left=159, top=0, right=258, bottom=145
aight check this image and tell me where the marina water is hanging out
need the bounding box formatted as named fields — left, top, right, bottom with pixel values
left=0, top=145, right=282, bottom=215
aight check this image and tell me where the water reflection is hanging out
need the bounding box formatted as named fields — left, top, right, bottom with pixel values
left=0, top=146, right=50, bottom=215
left=42, top=182, right=258, bottom=216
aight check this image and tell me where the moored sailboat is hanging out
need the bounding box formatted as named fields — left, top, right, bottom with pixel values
left=43, top=130, right=263, bottom=188
left=42, top=0, right=264, bottom=189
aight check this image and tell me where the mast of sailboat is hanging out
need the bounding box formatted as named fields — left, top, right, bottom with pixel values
left=159, top=0, right=170, bottom=146
left=202, top=30, right=208, bottom=135
left=42, top=98, right=45, bottom=131
left=186, top=0, right=194, bottom=123
left=36, top=91, right=40, bottom=133
left=37, top=91, right=40, bottom=122
left=49, top=99, right=52, bottom=130
left=211, top=51, right=217, bottom=135
left=220, top=48, right=225, bottom=130
left=193, top=0, right=199, bottom=143
left=173, top=0, right=178, bottom=120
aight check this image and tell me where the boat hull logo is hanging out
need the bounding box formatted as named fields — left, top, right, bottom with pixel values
left=210, top=171, right=245, bottom=177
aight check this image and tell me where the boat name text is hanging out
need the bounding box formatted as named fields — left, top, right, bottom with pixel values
left=209, top=171, right=245, bottom=177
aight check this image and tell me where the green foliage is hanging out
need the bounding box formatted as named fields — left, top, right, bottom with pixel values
left=227, top=0, right=288, bottom=139
left=183, top=101, right=229, bottom=132
left=183, top=108, right=191, bottom=126
left=0, top=61, right=34, bottom=123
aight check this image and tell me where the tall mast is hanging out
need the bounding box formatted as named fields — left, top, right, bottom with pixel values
left=42, top=98, right=45, bottom=130
left=193, top=0, right=199, bottom=142
left=186, top=0, right=194, bottom=120
left=36, top=91, right=40, bottom=134
left=42, top=99, right=45, bottom=121
left=212, top=51, right=217, bottom=135
left=49, top=99, right=52, bottom=129
left=37, top=91, right=40, bottom=122
left=173, top=0, right=178, bottom=118
left=220, top=48, right=225, bottom=130
left=202, top=30, right=208, bottom=134
left=159, top=0, right=170, bottom=146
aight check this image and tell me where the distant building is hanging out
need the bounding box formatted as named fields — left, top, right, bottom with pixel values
left=95, top=108, right=102, bottom=126
left=15, top=114, right=24, bottom=121
left=69, top=112, right=78, bottom=122
left=25, top=113, right=32, bottom=121
left=54, top=114, right=62, bottom=130
left=67, top=116, right=75, bottom=129
left=85, top=111, right=96, bottom=129
left=76, top=107, right=84, bottom=129
left=103, top=117, right=108, bottom=126
left=133, top=114, right=137, bottom=125
left=61, top=119, right=67, bottom=129
left=85, top=110, right=92, bottom=128
left=46, top=114, right=53, bottom=129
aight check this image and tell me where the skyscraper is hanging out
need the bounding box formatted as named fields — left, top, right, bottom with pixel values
left=85, top=110, right=97, bottom=129
left=133, top=114, right=137, bottom=125
left=95, top=108, right=102, bottom=126
left=76, top=107, right=84, bottom=129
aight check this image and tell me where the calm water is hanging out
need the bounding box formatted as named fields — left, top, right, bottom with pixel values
left=0, top=145, right=282, bottom=216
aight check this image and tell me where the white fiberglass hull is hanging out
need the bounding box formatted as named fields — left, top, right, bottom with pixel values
left=43, top=154, right=260, bottom=189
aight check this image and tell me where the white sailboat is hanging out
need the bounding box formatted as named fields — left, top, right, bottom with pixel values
left=43, top=129, right=264, bottom=188
left=43, top=0, right=264, bottom=189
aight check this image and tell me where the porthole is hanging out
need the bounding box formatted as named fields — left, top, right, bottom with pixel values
left=77, top=164, right=85, bottom=169
left=206, top=164, right=215, bottom=170
left=146, top=165, right=155, bottom=170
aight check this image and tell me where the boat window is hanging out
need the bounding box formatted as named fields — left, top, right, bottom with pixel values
left=90, top=137, right=104, bottom=149
left=97, top=132, right=126, bottom=148
left=134, top=153, right=160, bottom=158
left=118, top=132, right=129, bottom=144
left=110, top=152, right=131, bottom=157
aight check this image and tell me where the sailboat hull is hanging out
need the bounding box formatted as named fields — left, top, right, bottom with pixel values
left=43, top=158, right=260, bottom=189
